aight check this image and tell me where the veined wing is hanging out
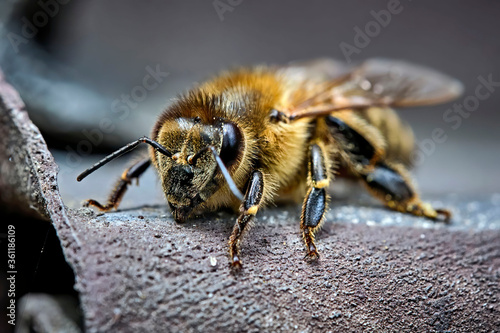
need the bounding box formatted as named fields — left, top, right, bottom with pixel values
left=280, top=58, right=463, bottom=120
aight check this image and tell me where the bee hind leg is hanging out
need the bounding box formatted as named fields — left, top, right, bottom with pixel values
left=361, top=161, right=451, bottom=223
left=83, top=158, right=151, bottom=211
left=301, top=143, right=332, bottom=260
left=228, top=170, right=265, bottom=269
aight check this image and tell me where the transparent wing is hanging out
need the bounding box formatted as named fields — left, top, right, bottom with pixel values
left=276, top=58, right=354, bottom=113
left=286, top=58, right=464, bottom=120
left=347, top=59, right=464, bottom=107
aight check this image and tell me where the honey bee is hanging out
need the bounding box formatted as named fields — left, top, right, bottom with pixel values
left=77, top=58, right=463, bottom=268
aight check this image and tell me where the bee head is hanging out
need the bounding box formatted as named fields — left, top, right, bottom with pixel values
left=154, top=116, right=244, bottom=222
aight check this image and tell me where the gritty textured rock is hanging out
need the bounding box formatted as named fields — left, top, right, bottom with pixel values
left=0, top=69, right=55, bottom=220
left=1, top=68, right=499, bottom=333
left=0, top=69, right=82, bottom=249
left=69, top=206, right=500, bottom=333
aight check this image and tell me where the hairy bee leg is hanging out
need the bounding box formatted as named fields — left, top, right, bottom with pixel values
left=84, top=158, right=151, bottom=211
left=229, top=170, right=264, bottom=269
left=361, top=162, right=451, bottom=222
left=301, top=143, right=330, bottom=260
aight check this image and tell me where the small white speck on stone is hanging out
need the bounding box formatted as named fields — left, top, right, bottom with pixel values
left=420, top=234, right=426, bottom=239
left=210, top=256, right=217, bottom=267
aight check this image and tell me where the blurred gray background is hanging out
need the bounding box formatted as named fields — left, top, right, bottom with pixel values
left=1, top=0, right=499, bottom=208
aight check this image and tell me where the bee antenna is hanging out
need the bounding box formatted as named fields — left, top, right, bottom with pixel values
left=77, top=137, right=172, bottom=182
left=208, top=146, right=244, bottom=201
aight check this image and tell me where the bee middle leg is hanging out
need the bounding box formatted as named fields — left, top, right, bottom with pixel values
left=360, top=161, right=451, bottom=222
left=301, top=142, right=331, bottom=260
left=228, top=170, right=264, bottom=268
left=84, top=158, right=151, bottom=211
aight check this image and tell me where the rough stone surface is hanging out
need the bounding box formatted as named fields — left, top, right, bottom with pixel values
left=0, top=69, right=54, bottom=220
left=0, top=69, right=82, bottom=248
left=1, top=69, right=499, bottom=333
left=69, top=206, right=500, bottom=333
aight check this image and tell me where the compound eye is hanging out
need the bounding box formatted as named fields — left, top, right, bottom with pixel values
left=220, top=122, right=242, bottom=167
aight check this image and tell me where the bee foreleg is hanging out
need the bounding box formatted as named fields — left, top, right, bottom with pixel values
left=361, top=162, right=451, bottom=222
left=83, top=158, right=151, bottom=211
left=301, top=143, right=331, bottom=260
left=229, top=170, right=264, bottom=269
